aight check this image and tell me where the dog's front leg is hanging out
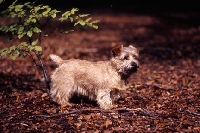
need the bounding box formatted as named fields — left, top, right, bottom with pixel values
left=96, top=90, right=116, bottom=110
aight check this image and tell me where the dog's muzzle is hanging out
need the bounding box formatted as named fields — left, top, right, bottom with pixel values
left=131, top=62, right=139, bottom=72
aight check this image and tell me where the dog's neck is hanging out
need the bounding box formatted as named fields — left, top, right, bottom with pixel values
left=110, top=58, right=130, bottom=82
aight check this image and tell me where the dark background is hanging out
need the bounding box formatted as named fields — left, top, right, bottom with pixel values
left=1, top=0, right=200, bottom=14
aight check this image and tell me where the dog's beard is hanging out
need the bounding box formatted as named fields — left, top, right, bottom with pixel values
left=118, top=60, right=138, bottom=76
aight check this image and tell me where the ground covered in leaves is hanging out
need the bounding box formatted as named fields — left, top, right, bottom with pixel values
left=0, top=9, right=200, bottom=132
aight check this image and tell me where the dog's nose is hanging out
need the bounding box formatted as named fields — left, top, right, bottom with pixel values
left=131, top=62, right=139, bottom=72
left=132, top=62, right=139, bottom=68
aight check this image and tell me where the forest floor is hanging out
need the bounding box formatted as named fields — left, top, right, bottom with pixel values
left=0, top=9, right=200, bottom=132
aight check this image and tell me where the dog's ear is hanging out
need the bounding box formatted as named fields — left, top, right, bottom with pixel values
left=111, top=45, right=123, bottom=57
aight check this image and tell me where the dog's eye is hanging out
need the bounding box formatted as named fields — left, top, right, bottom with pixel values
left=124, top=56, right=129, bottom=60
left=133, top=55, right=138, bottom=59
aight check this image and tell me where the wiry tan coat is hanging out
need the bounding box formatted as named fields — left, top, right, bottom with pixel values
left=50, top=45, right=139, bottom=109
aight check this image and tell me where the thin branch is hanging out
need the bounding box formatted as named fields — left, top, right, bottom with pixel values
left=38, top=17, right=51, bottom=45
left=29, top=107, right=157, bottom=118
left=140, top=83, right=173, bottom=91
left=33, top=50, right=50, bottom=96
left=21, top=50, right=39, bottom=67
left=41, top=17, right=52, bottom=30
left=179, top=109, right=200, bottom=117
left=116, top=107, right=158, bottom=118
left=185, top=110, right=200, bottom=116
left=34, top=18, right=53, bottom=96
left=27, top=37, right=43, bottom=68
left=28, top=36, right=32, bottom=45
left=27, top=36, right=51, bottom=97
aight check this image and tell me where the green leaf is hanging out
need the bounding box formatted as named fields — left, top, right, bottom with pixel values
left=60, top=11, right=71, bottom=22
left=10, top=50, right=19, bottom=60
left=85, top=18, right=92, bottom=22
left=24, top=2, right=31, bottom=6
left=31, top=39, right=38, bottom=46
left=71, top=8, right=79, bottom=14
left=74, top=22, right=78, bottom=26
left=28, top=45, right=34, bottom=51
left=80, top=21, right=85, bottom=25
left=61, top=11, right=70, bottom=17
left=9, top=46, right=16, bottom=51
left=15, top=5, right=23, bottom=12
left=42, top=7, right=51, bottom=17
left=18, top=42, right=28, bottom=49
left=27, top=30, right=33, bottom=37
left=8, top=24, right=17, bottom=32
left=79, top=14, right=90, bottom=18
left=18, top=26, right=24, bottom=32
left=18, top=33, right=26, bottom=39
left=10, top=12, right=16, bottom=18
left=31, top=18, right=37, bottom=23
left=92, top=25, right=98, bottom=29
left=50, top=9, right=59, bottom=18
left=0, top=48, right=9, bottom=57
left=74, top=20, right=85, bottom=26
left=91, top=20, right=100, bottom=23
left=0, top=0, right=5, bottom=4
left=12, top=0, right=18, bottom=6
left=51, top=13, right=56, bottom=18
left=59, top=18, right=64, bottom=22
left=33, top=27, right=41, bottom=33
left=33, top=6, right=40, bottom=13
left=69, top=17, right=73, bottom=22
left=34, top=45, right=42, bottom=51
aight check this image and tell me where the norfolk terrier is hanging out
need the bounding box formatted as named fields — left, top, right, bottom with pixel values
left=50, top=45, right=139, bottom=110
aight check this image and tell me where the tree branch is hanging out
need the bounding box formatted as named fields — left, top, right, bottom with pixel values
left=27, top=36, right=51, bottom=97
left=179, top=109, right=200, bottom=117
left=38, top=17, right=51, bottom=45
left=33, top=50, right=50, bottom=96
left=29, top=107, right=158, bottom=118
left=21, top=50, right=39, bottom=67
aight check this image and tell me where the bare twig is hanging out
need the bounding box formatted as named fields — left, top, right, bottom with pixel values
left=21, top=50, right=39, bottom=67
left=38, top=17, right=51, bottom=45
left=33, top=50, right=50, bottom=96
left=27, top=36, right=51, bottom=97
left=29, top=107, right=157, bottom=118
left=179, top=109, right=200, bottom=117
left=140, top=83, right=172, bottom=91
left=116, top=107, right=158, bottom=118
left=29, top=108, right=101, bottom=118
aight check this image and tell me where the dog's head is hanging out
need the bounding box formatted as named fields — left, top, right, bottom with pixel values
left=111, top=45, right=139, bottom=79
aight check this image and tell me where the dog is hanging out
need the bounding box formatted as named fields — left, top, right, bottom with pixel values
left=49, top=45, right=139, bottom=110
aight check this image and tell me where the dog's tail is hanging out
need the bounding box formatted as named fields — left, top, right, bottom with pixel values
left=49, top=54, right=63, bottom=65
